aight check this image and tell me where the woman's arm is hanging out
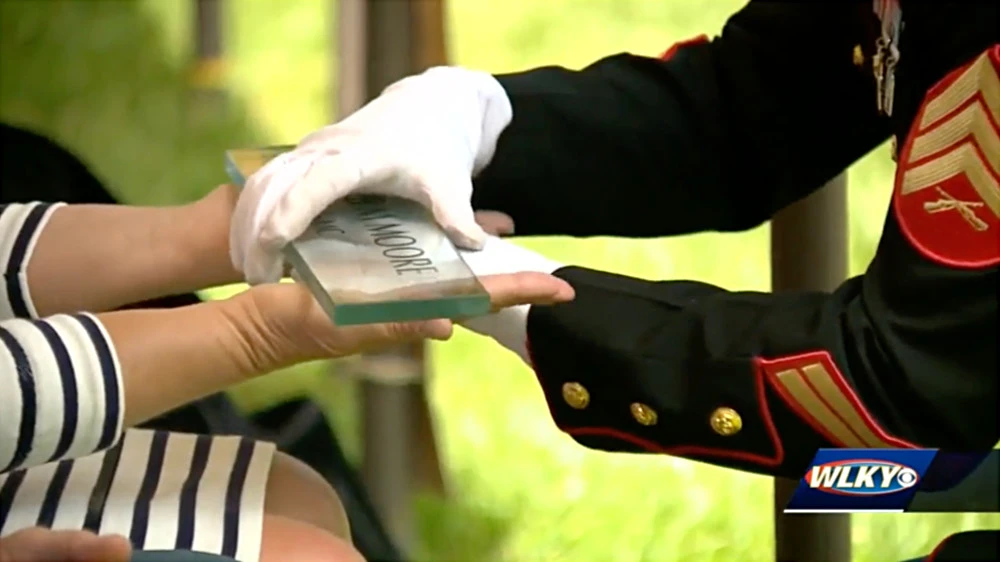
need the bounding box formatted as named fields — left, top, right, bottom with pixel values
left=0, top=284, right=440, bottom=474
left=0, top=295, right=260, bottom=473
left=1, top=268, right=572, bottom=474
left=0, top=184, right=240, bottom=319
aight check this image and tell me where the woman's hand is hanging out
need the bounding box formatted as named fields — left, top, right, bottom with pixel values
left=86, top=263, right=570, bottom=429
left=0, top=528, right=131, bottom=562
left=235, top=272, right=574, bottom=369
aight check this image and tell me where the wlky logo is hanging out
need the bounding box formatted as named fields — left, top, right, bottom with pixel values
left=805, top=459, right=920, bottom=496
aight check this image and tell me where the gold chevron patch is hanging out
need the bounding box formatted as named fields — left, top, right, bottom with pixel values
left=894, top=46, right=1000, bottom=268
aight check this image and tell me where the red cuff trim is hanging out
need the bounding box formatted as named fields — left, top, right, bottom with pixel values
left=926, top=533, right=954, bottom=562
left=525, top=342, right=917, bottom=470
left=524, top=337, right=538, bottom=371
left=659, top=34, right=710, bottom=61
left=525, top=336, right=784, bottom=468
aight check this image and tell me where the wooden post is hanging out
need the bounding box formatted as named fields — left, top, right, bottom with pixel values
left=334, top=0, right=450, bottom=553
left=771, top=174, right=853, bottom=562
left=412, top=0, right=449, bottom=69
left=335, top=0, right=367, bottom=117
left=190, top=0, right=226, bottom=108
left=407, top=0, right=450, bottom=501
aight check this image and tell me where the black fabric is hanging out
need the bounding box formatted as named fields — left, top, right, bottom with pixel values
left=928, top=530, right=1000, bottom=562
left=475, top=1, right=888, bottom=236
left=0, top=123, right=120, bottom=205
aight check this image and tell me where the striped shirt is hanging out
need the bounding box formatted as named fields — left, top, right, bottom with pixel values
left=0, top=202, right=124, bottom=474
left=0, top=429, right=273, bottom=561
left=0, top=203, right=270, bottom=561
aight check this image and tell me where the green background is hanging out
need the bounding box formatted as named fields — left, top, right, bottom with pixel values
left=1, top=0, right=995, bottom=560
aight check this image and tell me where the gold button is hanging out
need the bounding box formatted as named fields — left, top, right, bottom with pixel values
left=561, top=382, right=590, bottom=409
left=630, top=403, right=658, bottom=426
left=852, top=44, right=865, bottom=67
left=710, top=407, right=742, bottom=437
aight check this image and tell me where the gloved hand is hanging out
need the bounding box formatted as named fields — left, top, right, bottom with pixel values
left=459, top=236, right=566, bottom=364
left=230, top=66, right=514, bottom=284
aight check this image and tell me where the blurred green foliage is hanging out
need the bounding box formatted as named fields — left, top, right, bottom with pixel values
left=1, top=0, right=995, bottom=560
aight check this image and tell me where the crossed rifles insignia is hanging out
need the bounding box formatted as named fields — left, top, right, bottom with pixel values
left=923, top=186, right=989, bottom=232
left=893, top=47, right=1000, bottom=269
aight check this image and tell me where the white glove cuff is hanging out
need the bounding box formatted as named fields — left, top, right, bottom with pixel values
left=459, top=236, right=562, bottom=278
left=463, top=304, right=532, bottom=364
left=459, top=237, right=564, bottom=364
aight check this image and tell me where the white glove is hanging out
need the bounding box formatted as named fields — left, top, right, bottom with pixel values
left=459, top=237, right=565, bottom=364
left=230, top=66, right=514, bottom=284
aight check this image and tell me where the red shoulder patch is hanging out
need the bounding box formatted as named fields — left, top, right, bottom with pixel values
left=893, top=45, right=1000, bottom=269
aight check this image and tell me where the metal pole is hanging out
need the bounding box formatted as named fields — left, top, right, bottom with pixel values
left=771, top=173, right=852, bottom=562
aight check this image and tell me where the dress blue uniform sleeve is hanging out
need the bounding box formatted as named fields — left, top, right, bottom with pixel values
left=473, top=1, right=890, bottom=237
left=474, top=0, right=999, bottom=479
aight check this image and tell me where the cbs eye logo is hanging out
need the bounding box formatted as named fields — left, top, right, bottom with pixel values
left=896, top=467, right=918, bottom=488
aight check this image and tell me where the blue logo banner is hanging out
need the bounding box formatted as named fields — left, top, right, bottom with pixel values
left=785, top=449, right=938, bottom=512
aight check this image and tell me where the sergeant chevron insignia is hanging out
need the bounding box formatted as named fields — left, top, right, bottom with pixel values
left=894, top=46, right=1000, bottom=269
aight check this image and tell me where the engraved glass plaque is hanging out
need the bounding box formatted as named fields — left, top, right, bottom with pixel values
left=226, top=146, right=490, bottom=326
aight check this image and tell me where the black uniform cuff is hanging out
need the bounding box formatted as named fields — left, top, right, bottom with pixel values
left=526, top=266, right=804, bottom=475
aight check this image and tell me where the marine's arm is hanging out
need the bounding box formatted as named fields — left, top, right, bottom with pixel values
left=475, top=43, right=1000, bottom=477
left=525, top=251, right=994, bottom=478
left=229, top=2, right=892, bottom=283
left=0, top=185, right=240, bottom=319
left=472, top=1, right=889, bottom=237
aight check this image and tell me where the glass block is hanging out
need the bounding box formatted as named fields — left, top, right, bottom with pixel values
left=226, top=146, right=491, bottom=326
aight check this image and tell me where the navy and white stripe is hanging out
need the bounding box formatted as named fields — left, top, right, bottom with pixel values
left=0, top=430, right=275, bottom=562
left=0, top=202, right=64, bottom=320
left=0, top=313, right=123, bottom=474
